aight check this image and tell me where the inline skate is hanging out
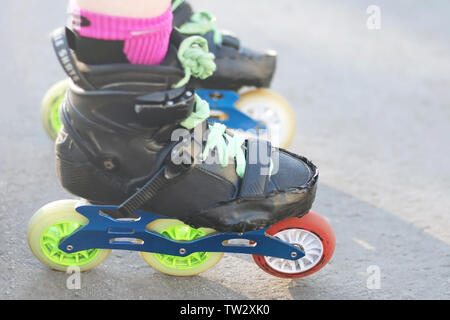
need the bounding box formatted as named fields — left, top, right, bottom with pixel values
left=41, top=0, right=296, bottom=148
left=28, top=28, right=335, bottom=279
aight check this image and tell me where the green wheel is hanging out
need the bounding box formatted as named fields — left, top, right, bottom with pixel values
left=27, top=200, right=111, bottom=272
left=41, top=79, right=69, bottom=141
left=140, top=220, right=224, bottom=277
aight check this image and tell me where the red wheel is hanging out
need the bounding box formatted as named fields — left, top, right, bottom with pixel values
left=253, top=212, right=335, bottom=279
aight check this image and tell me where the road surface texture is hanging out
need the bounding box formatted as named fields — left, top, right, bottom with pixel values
left=0, top=0, right=449, bottom=300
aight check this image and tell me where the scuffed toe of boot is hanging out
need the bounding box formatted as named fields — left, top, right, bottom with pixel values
left=183, top=142, right=318, bottom=233
left=268, top=149, right=316, bottom=192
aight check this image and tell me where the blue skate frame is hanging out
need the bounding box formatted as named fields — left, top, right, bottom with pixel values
left=197, top=89, right=265, bottom=131
left=58, top=204, right=305, bottom=260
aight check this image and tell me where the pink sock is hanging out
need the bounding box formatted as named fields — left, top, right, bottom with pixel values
left=70, top=1, right=173, bottom=65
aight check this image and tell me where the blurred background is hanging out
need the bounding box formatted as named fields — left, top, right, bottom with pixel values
left=0, top=0, right=449, bottom=299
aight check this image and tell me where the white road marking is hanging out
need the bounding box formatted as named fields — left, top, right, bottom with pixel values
left=352, top=238, right=376, bottom=251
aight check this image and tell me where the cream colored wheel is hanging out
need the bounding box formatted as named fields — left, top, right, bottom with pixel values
left=27, top=200, right=111, bottom=272
left=236, top=89, right=296, bottom=149
left=140, top=220, right=224, bottom=277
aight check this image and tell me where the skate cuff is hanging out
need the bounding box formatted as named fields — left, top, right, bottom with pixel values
left=51, top=28, right=95, bottom=90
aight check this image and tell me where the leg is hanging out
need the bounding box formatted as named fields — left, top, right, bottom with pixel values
left=75, top=0, right=172, bottom=18
left=69, top=0, right=173, bottom=65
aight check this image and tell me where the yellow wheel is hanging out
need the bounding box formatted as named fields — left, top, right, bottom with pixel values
left=27, top=200, right=111, bottom=272
left=41, top=79, right=69, bottom=141
left=140, top=220, right=224, bottom=277
left=236, top=89, right=296, bottom=149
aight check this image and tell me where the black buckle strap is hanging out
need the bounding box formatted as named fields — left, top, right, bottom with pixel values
left=239, top=139, right=272, bottom=198
left=118, top=160, right=192, bottom=216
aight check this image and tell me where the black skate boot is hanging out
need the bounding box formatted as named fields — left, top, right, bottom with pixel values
left=51, top=27, right=318, bottom=233
left=172, top=0, right=277, bottom=90
left=42, top=3, right=289, bottom=146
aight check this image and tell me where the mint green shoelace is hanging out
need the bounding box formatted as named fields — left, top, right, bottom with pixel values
left=180, top=96, right=247, bottom=179
left=202, top=122, right=247, bottom=178
left=174, top=36, right=246, bottom=178
left=176, top=11, right=223, bottom=46
left=172, top=0, right=223, bottom=46
left=174, top=36, right=216, bottom=88
left=172, top=0, right=185, bottom=12
left=180, top=94, right=210, bottom=130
